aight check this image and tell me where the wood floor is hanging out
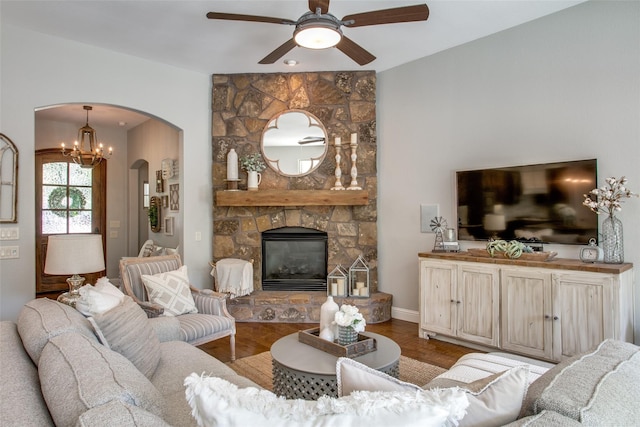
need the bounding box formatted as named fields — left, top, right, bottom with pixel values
left=198, top=318, right=480, bottom=369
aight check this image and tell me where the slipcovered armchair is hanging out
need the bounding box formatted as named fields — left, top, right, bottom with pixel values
left=119, top=254, right=236, bottom=360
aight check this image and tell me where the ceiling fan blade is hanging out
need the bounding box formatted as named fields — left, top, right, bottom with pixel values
left=336, top=36, right=376, bottom=66
left=206, top=12, right=295, bottom=25
left=342, top=4, right=429, bottom=28
left=259, top=38, right=298, bottom=64
left=308, top=0, right=330, bottom=14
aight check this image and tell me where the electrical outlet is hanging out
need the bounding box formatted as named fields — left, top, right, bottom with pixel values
left=0, top=246, right=19, bottom=259
left=0, top=228, right=19, bottom=240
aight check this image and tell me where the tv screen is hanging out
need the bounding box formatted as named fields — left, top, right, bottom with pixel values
left=456, top=159, right=598, bottom=245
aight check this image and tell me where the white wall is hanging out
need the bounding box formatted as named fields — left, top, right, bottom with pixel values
left=0, top=24, right=212, bottom=321
left=378, top=1, right=640, bottom=342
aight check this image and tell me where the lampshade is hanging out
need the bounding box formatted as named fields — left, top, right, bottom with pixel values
left=45, top=234, right=105, bottom=275
left=294, top=21, right=342, bottom=49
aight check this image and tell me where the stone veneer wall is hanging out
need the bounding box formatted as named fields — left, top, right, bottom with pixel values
left=212, top=71, right=378, bottom=292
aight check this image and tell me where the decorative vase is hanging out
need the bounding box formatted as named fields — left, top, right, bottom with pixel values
left=247, top=171, right=261, bottom=191
left=602, top=215, right=624, bottom=263
left=320, top=296, right=339, bottom=340
left=337, top=325, right=358, bottom=346
left=226, top=148, right=238, bottom=180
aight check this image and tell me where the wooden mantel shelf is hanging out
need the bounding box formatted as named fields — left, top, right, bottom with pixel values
left=216, top=189, right=369, bottom=206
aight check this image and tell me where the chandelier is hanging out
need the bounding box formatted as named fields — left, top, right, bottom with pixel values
left=61, top=105, right=112, bottom=168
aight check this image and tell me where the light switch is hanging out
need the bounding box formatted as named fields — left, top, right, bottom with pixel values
left=0, top=246, right=19, bottom=259
left=195, top=231, right=202, bottom=241
left=0, top=228, right=19, bottom=240
left=110, top=231, right=118, bottom=238
left=109, top=220, right=121, bottom=228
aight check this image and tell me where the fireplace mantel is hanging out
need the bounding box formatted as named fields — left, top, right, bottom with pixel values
left=215, top=190, right=369, bottom=206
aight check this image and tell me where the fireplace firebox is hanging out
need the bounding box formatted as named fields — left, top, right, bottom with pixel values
left=261, top=227, right=328, bottom=291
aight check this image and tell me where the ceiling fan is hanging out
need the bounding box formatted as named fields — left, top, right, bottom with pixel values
left=206, top=0, right=429, bottom=66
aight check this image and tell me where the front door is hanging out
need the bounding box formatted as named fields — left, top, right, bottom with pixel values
left=35, top=149, right=106, bottom=295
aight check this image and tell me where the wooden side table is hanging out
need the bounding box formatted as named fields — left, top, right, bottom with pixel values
left=270, top=331, right=400, bottom=400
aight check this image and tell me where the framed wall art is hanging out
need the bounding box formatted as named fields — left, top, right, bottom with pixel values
left=169, top=184, right=179, bottom=211
left=164, top=216, right=174, bottom=236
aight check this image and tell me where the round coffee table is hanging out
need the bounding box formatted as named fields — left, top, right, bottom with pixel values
left=270, top=331, right=400, bottom=400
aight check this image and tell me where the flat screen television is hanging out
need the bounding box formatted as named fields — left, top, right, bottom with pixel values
left=456, top=159, right=598, bottom=245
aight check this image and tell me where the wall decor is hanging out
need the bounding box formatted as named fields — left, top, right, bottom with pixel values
left=162, top=195, right=169, bottom=208
left=169, top=184, right=179, bottom=211
left=0, top=133, right=19, bottom=222
left=161, top=158, right=177, bottom=179
left=331, top=137, right=344, bottom=190
left=156, top=170, right=164, bottom=193
left=149, top=196, right=161, bottom=233
left=164, top=216, right=174, bottom=236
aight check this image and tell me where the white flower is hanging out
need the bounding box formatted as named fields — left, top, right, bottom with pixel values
left=333, top=304, right=366, bottom=333
left=583, top=176, right=638, bottom=217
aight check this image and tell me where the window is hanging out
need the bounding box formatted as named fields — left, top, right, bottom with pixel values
left=41, top=161, right=93, bottom=233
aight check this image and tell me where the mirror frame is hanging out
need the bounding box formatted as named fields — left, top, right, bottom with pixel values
left=260, top=109, right=328, bottom=177
left=149, top=196, right=161, bottom=232
left=0, top=133, right=19, bottom=223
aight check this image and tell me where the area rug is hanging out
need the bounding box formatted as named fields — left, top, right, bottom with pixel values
left=227, top=351, right=446, bottom=391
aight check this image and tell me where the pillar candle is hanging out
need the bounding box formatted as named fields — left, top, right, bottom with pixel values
left=351, top=133, right=357, bottom=144
left=351, top=288, right=360, bottom=296
left=335, top=137, right=341, bottom=146
left=361, top=286, right=369, bottom=296
left=331, top=282, right=338, bottom=296
left=226, top=148, right=238, bottom=180
left=338, top=282, right=345, bottom=295
left=356, top=281, right=365, bottom=289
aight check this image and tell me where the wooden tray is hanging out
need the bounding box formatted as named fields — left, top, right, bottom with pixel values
left=298, top=327, right=377, bottom=358
left=467, top=248, right=558, bottom=261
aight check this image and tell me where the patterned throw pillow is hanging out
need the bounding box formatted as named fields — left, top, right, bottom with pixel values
left=141, top=265, right=198, bottom=316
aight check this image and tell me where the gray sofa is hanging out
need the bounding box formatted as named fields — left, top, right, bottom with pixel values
left=1, top=297, right=638, bottom=426
left=0, top=298, right=258, bottom=427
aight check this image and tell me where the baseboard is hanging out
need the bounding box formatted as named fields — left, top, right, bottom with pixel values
left=391, top=307, right=419, bottom=323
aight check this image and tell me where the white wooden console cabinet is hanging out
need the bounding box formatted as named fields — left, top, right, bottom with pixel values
left=418, top=252, right=634, bottom=362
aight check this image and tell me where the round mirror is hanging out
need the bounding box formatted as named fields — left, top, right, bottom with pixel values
left=261, top=110, right=328, bottom=177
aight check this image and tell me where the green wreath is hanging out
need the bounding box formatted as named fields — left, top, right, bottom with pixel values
left=48, top=187, right=86, bottom=218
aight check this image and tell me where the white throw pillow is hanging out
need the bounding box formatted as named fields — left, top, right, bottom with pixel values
left=184, top=374, right=468, bottom=427
left=336, top=357, right=529, bottom=427
left=141, top=265, right=197, bottom=316
left=337, top=357, right=421, bottom=396
left=76, top=278, right=125, bottom=316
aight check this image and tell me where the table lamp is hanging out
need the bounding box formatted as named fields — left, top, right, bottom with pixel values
left=44, top=234, right=105, bottom=307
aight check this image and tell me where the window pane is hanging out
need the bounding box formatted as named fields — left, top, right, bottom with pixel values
left=68, top=186, right=91, bottom=211
left=42, top=162, right=68, bottom=185
left=69, top=163, right=92, bottom=186
left=69, top=211, right=92, bottom=233
left=42, top=210, right=67, bottom=234
left=43, top=186, right=68, bottom=210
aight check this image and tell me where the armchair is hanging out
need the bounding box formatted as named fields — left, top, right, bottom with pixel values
left=119, top=254, right=236, bottom=360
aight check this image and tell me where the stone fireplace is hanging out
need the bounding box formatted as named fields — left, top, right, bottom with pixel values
left=211, top=71, right=391, bottom=323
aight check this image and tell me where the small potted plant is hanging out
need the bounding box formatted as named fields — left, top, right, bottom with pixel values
left=333, top=304, right=366, bottom=345
left=240, top=153, right=266, bottom=191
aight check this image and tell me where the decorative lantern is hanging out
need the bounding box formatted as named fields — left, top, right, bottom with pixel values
left=327, top=265, right=348, bottom=297
left=348, top=255, right=370, bottom=298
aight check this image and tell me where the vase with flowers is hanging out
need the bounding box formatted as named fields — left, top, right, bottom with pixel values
left=240, top=153, right=266, bottom=191
left=583, top=176, right=638, bottom=263
left=333, top=304, right=366, bottom=345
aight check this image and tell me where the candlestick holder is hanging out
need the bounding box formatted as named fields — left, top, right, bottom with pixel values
left=347, top=134, right=361, bottom=190
left=331, top=137, right=345, bottom=190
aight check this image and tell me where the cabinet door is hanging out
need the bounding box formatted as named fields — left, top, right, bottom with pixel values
left=501, top=268, right=553, bottom=360
left=457, top=264, right=500, bottom=346
left=551, top=272, right=613, bottom=361
left=419, top=260, right=456, bottom=337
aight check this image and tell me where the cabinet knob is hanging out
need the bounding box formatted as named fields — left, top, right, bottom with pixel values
left=553, top=316, right=559, bottom=321
left=456, top=300, right=461, bottom=304
left=544, top=315, right=550, bottom=319
left=450, top=299, right=455, bottom=303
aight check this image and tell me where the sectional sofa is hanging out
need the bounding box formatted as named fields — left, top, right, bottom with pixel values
left=1, top=297, right=638, bottom=426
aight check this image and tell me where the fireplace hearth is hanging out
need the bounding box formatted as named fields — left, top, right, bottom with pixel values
left=261, top=227, right=327, bottom=291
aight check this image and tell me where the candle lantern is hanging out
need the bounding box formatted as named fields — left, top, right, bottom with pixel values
left=348, top=255, right=370, bottom=298
left=327, top=265, right=348, bottom=297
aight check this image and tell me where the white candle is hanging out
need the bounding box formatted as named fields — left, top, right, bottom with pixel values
left=351, top=288, right=360, bottom=296
left=356, top=281, right=365, bottom=289
left=335, top=137, right=341, bottom=146
left=331, top=282, right=338, bottom=296
left=338, top=282, right=345, bottom=295
left=351, top=133, right=357, bottom=144
left=361, top=286, right=369, bottom=296
left=226, top=148, right=238, bottom=180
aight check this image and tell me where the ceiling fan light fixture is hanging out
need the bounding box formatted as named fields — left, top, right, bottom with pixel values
left=294, top=16, right=342, bottom=49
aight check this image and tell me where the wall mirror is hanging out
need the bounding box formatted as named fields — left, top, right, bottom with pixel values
left=0, top=133, right=19, bottom=223
left=149, top=196, right=161, bottom=233
left=261, top=110, right=328, bottom=177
